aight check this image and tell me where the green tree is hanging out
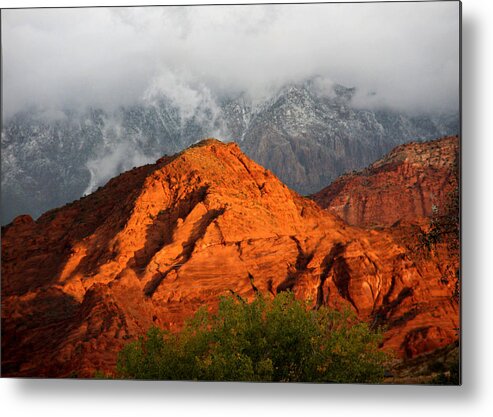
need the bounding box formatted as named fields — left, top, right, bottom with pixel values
left=116, top=292, right=389, bottom=382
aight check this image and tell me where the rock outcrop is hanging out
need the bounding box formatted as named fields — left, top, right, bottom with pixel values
left=1, top=139, right=458, bottom=377
left=1, top=82, right=459, bottom=225
left=311, top=136, right=459, bottom=228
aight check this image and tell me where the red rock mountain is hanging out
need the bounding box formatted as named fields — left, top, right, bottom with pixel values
left=311, top=136, right=459, bottom=228
left=1, top=139, right=459, bottom=377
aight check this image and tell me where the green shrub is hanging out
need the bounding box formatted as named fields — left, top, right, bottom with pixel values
left=116, top=292, right=389, bottom=382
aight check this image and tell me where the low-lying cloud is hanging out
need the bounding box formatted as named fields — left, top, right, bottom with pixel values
left=84, top=141, right=157, bottom=195
left=2, top=2, right=460, bottom=118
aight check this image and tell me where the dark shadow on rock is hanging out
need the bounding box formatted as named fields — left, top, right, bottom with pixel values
left=316, top=242, right=346, bottom=308
left=276, top=236, right=315, bottom=293
left=132, top=185, right=209, bottom=272
left=1, top=288, right=80, bottom=376
left=143, top=204, right=225, bottom=298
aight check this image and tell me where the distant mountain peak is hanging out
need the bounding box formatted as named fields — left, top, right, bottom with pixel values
left=1, top=78, right=459, bottom=224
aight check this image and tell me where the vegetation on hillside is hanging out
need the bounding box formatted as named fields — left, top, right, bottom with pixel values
left=116, top=292, right=389, bottom=382
left=418, top=148, right=460, bottom=302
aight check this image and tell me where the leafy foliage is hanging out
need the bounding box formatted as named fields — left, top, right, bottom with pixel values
left=419, top=187, right=459, bottom=253
left=116, top=292, right=389, bottom=382
left=418, top=149, right=460, bottom=301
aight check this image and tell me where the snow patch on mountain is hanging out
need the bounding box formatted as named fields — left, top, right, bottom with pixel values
left=1, top=81, right=459, bottom=224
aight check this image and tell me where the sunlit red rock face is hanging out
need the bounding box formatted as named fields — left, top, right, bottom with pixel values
left=311, top=136, right=459, bottom=228
left=1, top=139, right=458, bottom=377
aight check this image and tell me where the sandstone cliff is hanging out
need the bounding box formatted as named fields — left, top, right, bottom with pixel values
left=311, top=136, right=459, bottom=228
left=1, top=139, right=458, bottom=377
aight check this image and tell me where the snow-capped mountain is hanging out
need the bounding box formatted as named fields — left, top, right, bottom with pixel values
left=240, top=82, right=458, bottom=194
left=1, top=81, right=459, bottom=225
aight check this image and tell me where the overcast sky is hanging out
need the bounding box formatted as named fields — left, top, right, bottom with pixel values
left=1, top=2, right=460, bottom=117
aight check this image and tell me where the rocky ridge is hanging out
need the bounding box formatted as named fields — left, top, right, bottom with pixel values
left=1, top=139, right=459, bottom=377
left=311, top=136, right=459, bottom=228
left=1, top=81, right=459, bottom=224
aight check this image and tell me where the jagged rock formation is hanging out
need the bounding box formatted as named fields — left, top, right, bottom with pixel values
left=1, top=81, right=459, bottom=225
left=311, top=136, right=459, bottom=228
left=1, top=139, right=458, bottom=377
left=240, top=85, right=458, bottom=195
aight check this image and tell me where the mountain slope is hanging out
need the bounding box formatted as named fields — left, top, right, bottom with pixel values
left=1, top=81, right=459, bottom=224
left=311, top=136, right=459, bottom=228
left=1, top=139, right=458, bottom=377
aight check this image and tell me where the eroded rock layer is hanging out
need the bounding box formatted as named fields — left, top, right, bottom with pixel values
left=1, top=139, right=458, bottom=377
left=311, top=136, right=459, bottom=228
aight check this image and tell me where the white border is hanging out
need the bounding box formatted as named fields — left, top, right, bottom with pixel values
left=1, top=1, right=492, bottom=416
